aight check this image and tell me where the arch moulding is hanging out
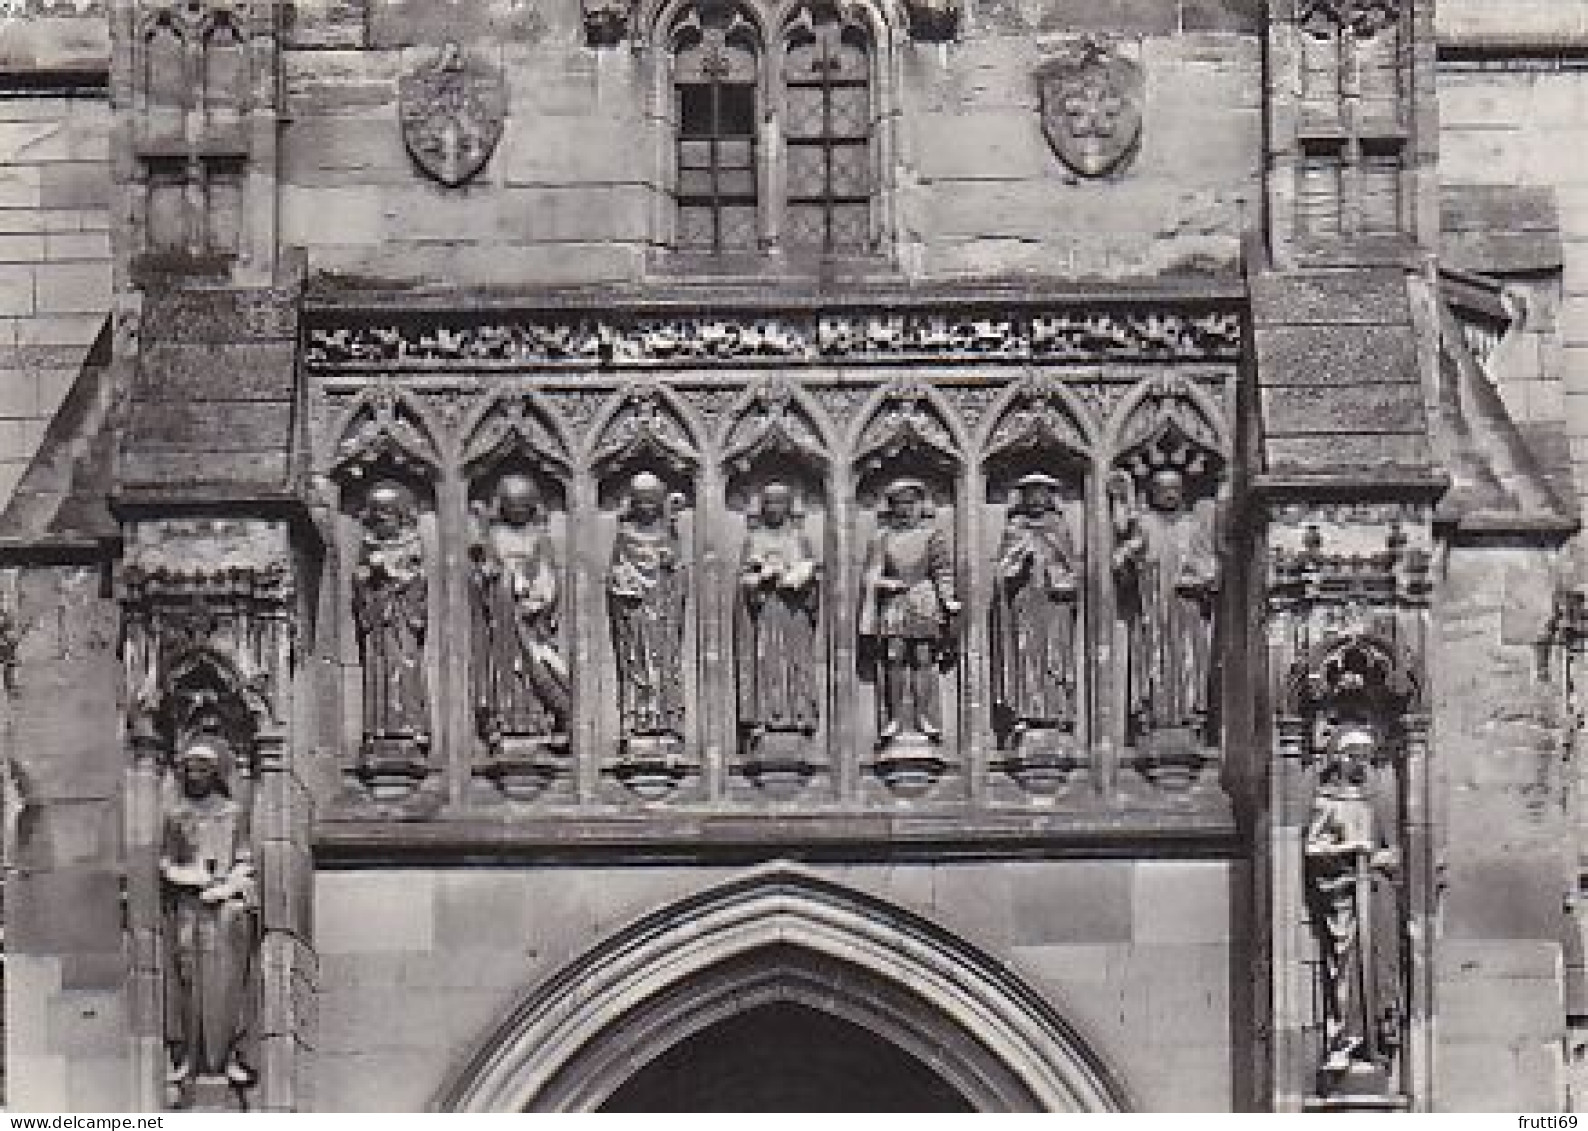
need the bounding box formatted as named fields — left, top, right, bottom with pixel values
left=432, top=864, right=1132, bottom=1113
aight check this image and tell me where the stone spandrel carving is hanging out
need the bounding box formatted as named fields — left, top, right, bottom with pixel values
left=735, top=482, right=822, bottom=777
left=1111, top=464, right=1220, bottom=786
left=161, top=729, right=258, bottom=1111
left=609, top=472, right=689, bottom=780
left=351, top=480, right=431, bottom=794
left=991, top=473, right=1080, bottom=752
left=860, top=478, right=961, bottom=773
left=1305, top=724, right=1405, bottom=1098
left=469, top=474, right=571, bottom=797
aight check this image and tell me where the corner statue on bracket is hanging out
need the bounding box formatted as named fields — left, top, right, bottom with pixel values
left=1305, top=724, right=1405, bottom=1099
left=609, top=472, right=688, bottom=776
left=735, top=482, right=822, bottom=778
left=161, top=734, right=257, bottom=1110
left=860, top=478, right=960, bottom=770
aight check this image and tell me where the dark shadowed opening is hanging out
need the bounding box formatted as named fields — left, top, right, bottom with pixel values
left=599, top=1001, right=976, bottom=1112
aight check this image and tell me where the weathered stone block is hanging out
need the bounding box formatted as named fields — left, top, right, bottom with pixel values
left=1010, top=861, right=1133, bottom=945
left=1443, top=858, right=1568, bottom=942
left=1132, top=862, right=1229, bottom=946
left=37, top=162, right=109, bottom=211
left=32, top=261, right=110, bottom=315
left=316, top=871, right=437, bottom=955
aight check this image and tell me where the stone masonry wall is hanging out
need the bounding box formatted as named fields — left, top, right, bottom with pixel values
left=0, top=15, right=114, bottom=513
left=310, top=859, right=1233, bottom=1112
left=2, top=565, right=130, bottom=1112
left=279, top=0, right=1262, bottom=289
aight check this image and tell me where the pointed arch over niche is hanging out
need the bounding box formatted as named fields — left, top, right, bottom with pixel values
left=433, top=865, right=1131, bottom=1112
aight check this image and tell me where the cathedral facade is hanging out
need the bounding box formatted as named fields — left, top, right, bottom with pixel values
left=2, top=0, right=1587, bottom=1112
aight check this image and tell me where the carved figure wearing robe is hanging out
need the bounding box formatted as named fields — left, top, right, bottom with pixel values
left=608, top=472, right=688, bottom=741
left=1111, top=468, right=1219, bottom=739
left=468, top=474, right=571, bottom=745
left=860, top=478, right=961, bottom=744
left=991, top=473, right=1079, bottom=740
left=161, top=736, right=256, bottom=1105
left=1304, top=725, right=1404, bottom=1089
left=351, top=480, right=430, bottom=742
left=735, top=482, right=822, bottom=743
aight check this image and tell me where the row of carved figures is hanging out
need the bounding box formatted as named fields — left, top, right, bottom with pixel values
left=349, top=460, right=1221, bottom=794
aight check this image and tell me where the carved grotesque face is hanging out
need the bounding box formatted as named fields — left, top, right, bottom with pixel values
left=1147, top=470, right=1186, bottom=513
left=366, top=481, right=412, bottom=539
left=759, top=484, right=794, bottom=527
left=178, top=744, right=223, bottom=798
left=630, top=474, right=667, bottom=523
left=495, top=475, right=540, bottom=525
left=1017, top=481, right=1055, bottom=514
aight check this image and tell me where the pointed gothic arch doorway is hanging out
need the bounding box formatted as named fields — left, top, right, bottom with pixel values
left=434, top=866, right=1131, bottom=1113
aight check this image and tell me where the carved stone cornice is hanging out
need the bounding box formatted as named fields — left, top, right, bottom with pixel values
left=1267, top=504, right=1434, bottom=611
left=303, top=303, right=1244, bottom=370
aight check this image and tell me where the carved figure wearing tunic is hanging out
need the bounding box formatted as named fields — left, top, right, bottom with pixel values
left=469, top=474, right=570, bottom=744
left=161, top=737, right=256, bottom=1103
left=736, top=482, right=822, bottom=741
left=351, top=480, right=430, bottom=741
left=991, top=473, right=1079, bottom=738
left=1304, top=726, right=1404, bottom=1089
left=1112, top=468, right=1219, bottom=737
left=608, top=472, right=688, bottom=740
left=860, top=478, right=961, bottom=743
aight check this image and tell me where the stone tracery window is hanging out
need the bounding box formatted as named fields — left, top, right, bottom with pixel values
left=667, top=1, right=875, bottom=257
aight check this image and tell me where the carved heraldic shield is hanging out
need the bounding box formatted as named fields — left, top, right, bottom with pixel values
left=399, top=42, right=507, bottom=187
left=1038, top=40, right=1143, bottom=179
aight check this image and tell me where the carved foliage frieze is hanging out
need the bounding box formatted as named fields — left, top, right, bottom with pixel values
left=304, top=306, right=1244, bottom=368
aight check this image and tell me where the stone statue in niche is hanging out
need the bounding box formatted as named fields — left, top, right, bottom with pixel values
left=991, top=473, right=1080, bottom=747
left=351, top=479, right=430, bottom=786
left=860, top=478, right=961, bottom=756
left=735, top=482, right=822, bottom=773
left=1111, top=465, right=1219, bottom=783
left=1305, top=724, right=1404, bottom=1096
left=468, top=474, right=571, bottom=794
left=609, top=471, right=688, bottom=763
left=161, top=731, right=257, bottom=1110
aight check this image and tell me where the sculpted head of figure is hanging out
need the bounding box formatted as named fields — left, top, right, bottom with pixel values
left=1012, top=473, right=1061, bottom=515
left=1147, top=468, right=1187, bottom=513
left=494, top=473, right=541, bottom=526
left=365, top=479, right=415, bottom=541
left=628, top=471, right=668, bottom=524
left=176, top=737, right=226, bottom=799
left=883, top=478, right=929, bottom=527
left=1326, top=724, right=1376, bottom=785
left=758, top=481, right=795, bottom=528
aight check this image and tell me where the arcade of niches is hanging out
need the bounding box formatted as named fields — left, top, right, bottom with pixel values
left=2, top=0, right=1587, bottom=1115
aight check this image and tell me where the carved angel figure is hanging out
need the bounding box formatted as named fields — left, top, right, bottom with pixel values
left=352, top=480, right=430, bottom=743
left=1111, top=467, right=1219, bottom=739
left=735, top=482, right=822, bottom=741
left=860, top=478, right=961, bottom=744
left=468, top=474, right=571, bottom=745
left=608, top=472, right=688, bottom=740
left=991, top=473, right=1079, bottom=739
left=161, top=735, right=256, bottom=1105
left=1304, top=725, right=1404, bottom=1090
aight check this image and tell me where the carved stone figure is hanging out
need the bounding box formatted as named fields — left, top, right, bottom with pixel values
left=860, top=478, right=961, bottom=750
left=1304, top=725, right=1404, bottom=1095
left=991, top=474, right=1079, bottom=742
left=161, top=734, right=256, bottom=1110
left=608, top=472, right=688, bottom=753
left=352, top=481, right=430, bottom=759
left=1112, top=467, right=1219, bottom=772
left=1038, top=38, right=1145, bottom=178
left=735, top=482, right=822, bottom=757
left=468, top=474, right=571, bottom=756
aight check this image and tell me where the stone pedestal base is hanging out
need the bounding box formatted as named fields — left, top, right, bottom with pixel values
left=175, top=1073, right=246, bottom=1112
left=874, top=731, right=947, bottom=797
left=1307, top=1061, right=1403, bottom=1110
left=359, top=733, right=429, bottom=800
left=1000, top=724, right=1080, bottom=797
left=615, top=734, right=687, bottom=800
left=740, top=729, right=818, bottom=796
left=1137, top=725, right=1207, bottom=790
left=482, top=734, right=569, bottom=800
